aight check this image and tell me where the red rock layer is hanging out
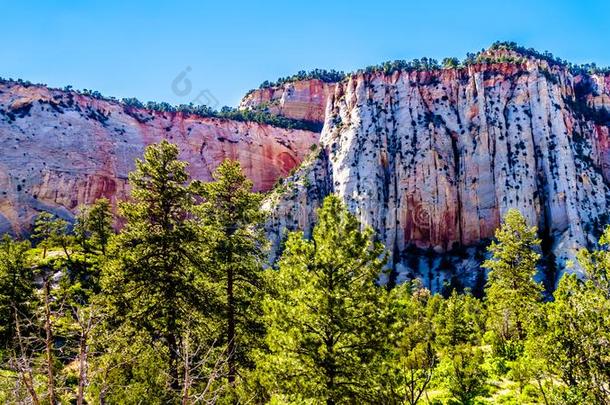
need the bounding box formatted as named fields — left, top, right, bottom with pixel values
left=239, top=79, right=335, bottom=124
left=0, top=82, right=319, bottom=234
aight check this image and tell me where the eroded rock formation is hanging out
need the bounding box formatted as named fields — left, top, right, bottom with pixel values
left=265, top=51, right=610, bottom=291
left=239, top=79, right=335, bottom=125
left=0, top=82, right=319, bottom=234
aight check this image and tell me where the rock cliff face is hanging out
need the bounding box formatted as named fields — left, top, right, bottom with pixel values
left=239, top=79, right=336, bottom=125
left=265, top=53, right=610, bottom=291
left=0, top=81, right=319, bottom=234
left=3, top=47, right=610, bottom=291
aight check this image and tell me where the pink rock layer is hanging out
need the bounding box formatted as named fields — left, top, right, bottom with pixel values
left=239, top=79, right=335, bottom=124
left=0, top=82, right=319, bottom=234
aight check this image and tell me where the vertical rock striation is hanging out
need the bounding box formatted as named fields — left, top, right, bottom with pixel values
left=239, top=79, right=336, bottom=125
left=265, top=54, right=610, bottom=291
left=0, top=82, right=319, bottom=234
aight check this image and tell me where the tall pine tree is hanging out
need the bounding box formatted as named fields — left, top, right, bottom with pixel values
left=256, top=195, right=388, bottom=404
left=198, top=160, right=267, bottom=388
left=100, top=140, right=209, bottom=396
left=483, top=209, right=543, bottom=359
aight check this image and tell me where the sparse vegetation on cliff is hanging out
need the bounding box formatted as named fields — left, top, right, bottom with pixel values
left=356, top=57, right=441, bottom=75
left=0, top=78, right=323, bottom=132
left=123, top=100, right=324, bottom=131
left=486, top=41, right=610, bottom=74
left=256, top=68, right=346, bottom=90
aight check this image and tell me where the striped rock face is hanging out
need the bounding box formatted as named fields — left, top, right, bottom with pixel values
left=265, top=58, right=610, bottom=291
left=0, top=81, right=319, bottom=234
left=239, top=79, right=335, bottom=126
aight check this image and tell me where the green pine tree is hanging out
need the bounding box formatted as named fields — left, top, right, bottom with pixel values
left=526, top=226, right=610, bottom=404
left=383, top=282, right=437, bottom=404
left=256, top=195, right=388, bottom=404
left=99, top=140, right=209, bottom=397
left=0, top=235, right=39, bottom=404
left=74, top=198, right=113, bottom=257
left=483, top=209, right=543, bottom=358
left=198, top=160, right=267, bottom=389
left=434, top=289, right=484, bottom=350
left=439, top=345, right=488, bottom=405
left=32, top=211, right=72, bottom=261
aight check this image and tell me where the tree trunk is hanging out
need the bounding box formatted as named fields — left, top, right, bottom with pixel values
left=227, top=264, right=236, bottom=386
left=325, top=267, right=336, bottom=405
left=77, top=328, right=89, bottom=405
left=44, top=280, right=56, bottom=404
left=168, top=330, right=180, bottom=392
left=13, top=307, right=40, bottom=405
left=182, top=332, right=191, bottom=405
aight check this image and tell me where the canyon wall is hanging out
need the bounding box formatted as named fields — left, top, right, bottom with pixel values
left=3, top=47, right=610, bottom=291
left=239, top=79, right=335, bottom=125
left=0, top=82, right=319, bottom=234
left=265, top=54, right=610, bottom=291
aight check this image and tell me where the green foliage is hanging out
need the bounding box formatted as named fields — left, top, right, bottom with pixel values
left=0, top=235, right=33, bottom=349
left=255, top=195, right=389, bottom=403
left=483, top=209, right=543, bottom=358
left=88, top=326, right=174, bottom=404
left=256, top=69, right=346, bottom=90
left=442, top=57, right=460, bottom=69
left=198, top=160, right=268, bottom=389
left=357, top=57, right=440, bottom=76
left=383, top=282, right=437, bottom=404
left=74, top=197, right=113, bottom=256
left=434, top=290, right=484, bottom=350
left=438, top=346, right=488, bottom=404
left=32, top=212, right=72, bottom=260
left=523, top=226, right=610, bottom=404
left=100, top=140, right=210, bottom=395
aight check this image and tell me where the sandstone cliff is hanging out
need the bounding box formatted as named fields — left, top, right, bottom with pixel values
left=239, top=79, right=336, bottom=125
left=0, top=81, right=319, bottom=234
left=265, top=51, right=610, bottom=291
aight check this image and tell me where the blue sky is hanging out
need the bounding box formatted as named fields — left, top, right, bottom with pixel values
left=1, top=0, right=608, bottom=107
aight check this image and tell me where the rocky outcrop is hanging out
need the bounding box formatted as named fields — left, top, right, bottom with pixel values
left=0, top=81, right=319, bottom=234
left=239, top=79, right=336, bottom=125
left=265, top=53, right=610, bottom=291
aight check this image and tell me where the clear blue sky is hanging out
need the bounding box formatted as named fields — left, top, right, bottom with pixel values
left=1, top=0, right=608, bottom=107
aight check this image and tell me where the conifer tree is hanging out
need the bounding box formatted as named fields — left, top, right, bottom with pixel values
left=74, top=198, right=113, bottom=256
left=32, top=212, right=71, bottom=260
left=384, top=282, right=437, bottom=405
left=256, top=195, right=388, bottom=404
left=0, top=235, right=39, bottom=404
left=527, top=226, right=610, bottom=403
left=198, top=160, right=267, bottom=388
left=0, top=235, right=33, bottom=347
left=483, top=209, right=543, bottom=358
left=434, top=290, right=484, bottom=349
left=100, top=140, right=209, bottom=396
